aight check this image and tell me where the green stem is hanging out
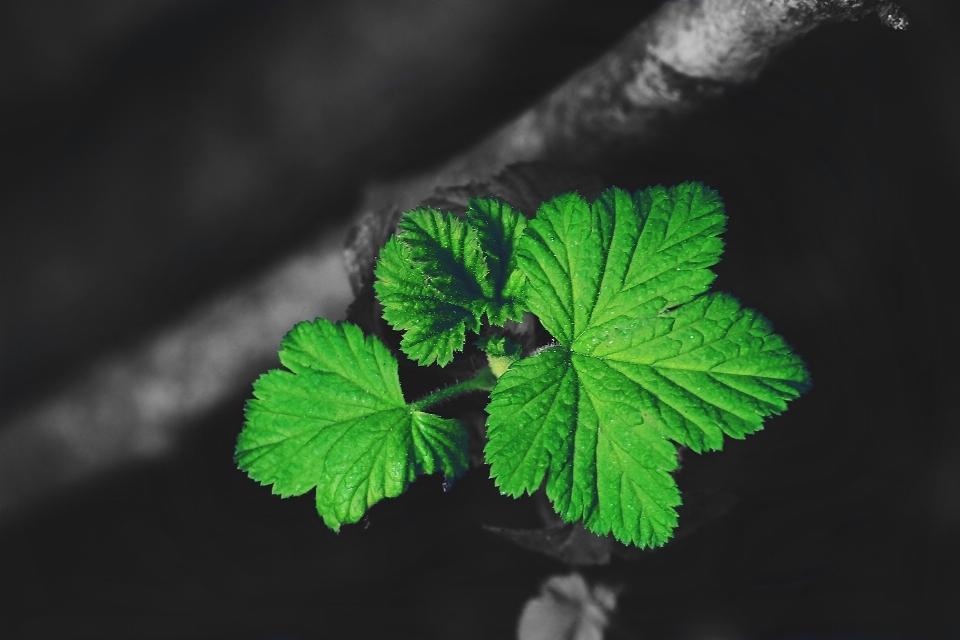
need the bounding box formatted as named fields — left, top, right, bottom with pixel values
left=409, top=366, right=498, bottom=412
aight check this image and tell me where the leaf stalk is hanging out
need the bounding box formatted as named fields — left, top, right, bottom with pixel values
left=409, top=366, right=498, bottom=412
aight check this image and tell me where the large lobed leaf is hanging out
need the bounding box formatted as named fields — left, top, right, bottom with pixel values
left=236, top=318, right=469, bottom=532
left=486, top=183, right=810, bottom=548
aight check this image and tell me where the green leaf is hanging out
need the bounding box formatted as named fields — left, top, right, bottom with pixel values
left=476, top=335, right=522, bottom=378
left=475, top=335, right=522, bottom=359
left=485, top=348, right=682, bottom=548
left=374, top=208, right=490, bottom=366
left=466, top=197, right=528, bottom=324
left=374, top=236, right=476, bottom=367
left=521, top=184, right=726, bottom=346
left=486, top=184, right=810, bottom=547
left=374, top=201, right=529, bottom=366
left=236, top=318, right=469, bottom=532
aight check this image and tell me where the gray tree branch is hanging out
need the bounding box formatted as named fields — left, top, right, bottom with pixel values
left=0, top=0, right=905, bottom=523
left=351, top=0, right=906, bottom=227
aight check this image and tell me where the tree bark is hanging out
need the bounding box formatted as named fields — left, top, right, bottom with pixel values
left=351, top=0, right=906, bottom=225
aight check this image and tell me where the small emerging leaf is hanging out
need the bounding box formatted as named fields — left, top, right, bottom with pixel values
left=375, top=209, right=489, bottom=366
left=476, top=335, right=522, bottom=378
left=236, top=318, right=469, bottom=531
left=466, top=197, right=529, bottom=324
left=374, top=200, right=529, bottom=366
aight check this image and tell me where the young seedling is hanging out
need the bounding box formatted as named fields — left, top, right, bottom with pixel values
left=235, top=182, right=811, bottom=548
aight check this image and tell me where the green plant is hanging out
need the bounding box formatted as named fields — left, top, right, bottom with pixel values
left=235, top=182, right=811, bottom=548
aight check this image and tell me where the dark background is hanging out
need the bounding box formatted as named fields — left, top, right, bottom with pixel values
left=1, top=0, right=958, bottom=638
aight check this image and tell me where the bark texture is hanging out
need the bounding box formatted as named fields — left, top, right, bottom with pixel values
left=356, top=0, right=906, bottom=220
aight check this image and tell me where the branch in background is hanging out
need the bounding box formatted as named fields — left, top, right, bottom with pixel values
left=0, top=229, right=352, bottom=523
left=349, top=0, right=907, bottom=239
left=0, top=0, right=905, bottom=523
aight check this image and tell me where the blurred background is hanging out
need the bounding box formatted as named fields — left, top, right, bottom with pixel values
left=1, top=0, right=958, bottom=638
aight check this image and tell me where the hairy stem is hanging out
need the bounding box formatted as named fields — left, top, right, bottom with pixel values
left=409, top=366, right=498, bottom=413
